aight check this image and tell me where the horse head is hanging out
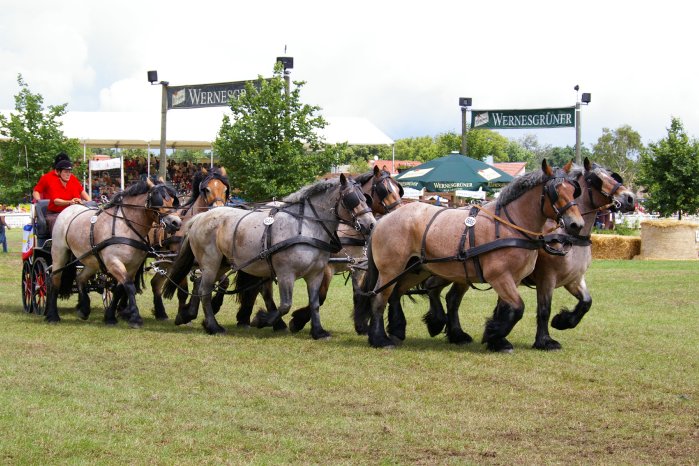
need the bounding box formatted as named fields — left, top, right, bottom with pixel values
left=338, top=173, right=376, bottom=235
left=198, top=167, right=230, bottom=208
left=146, top=178, right=182, bottom=233
left=582, top=157, right=635, bottom=213
left=540, top=160, right=584, bottom=235
left=366, top=165, right=404, bottom=215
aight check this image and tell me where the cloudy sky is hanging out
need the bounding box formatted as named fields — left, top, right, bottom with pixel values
left=1, top=0, right=696, bottom=149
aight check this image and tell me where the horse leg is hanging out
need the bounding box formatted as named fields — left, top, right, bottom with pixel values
left=104, top=284, right=124, bottom=325
left=305, top=271, right=331, bottom=340
left=386, top=269, right=433, bottom=343
left=212, top=275, right=229, bottom=315
left=444, top=282, right=473, bottom=344
left=176, top=276, right=199, bottom=326
left=551, top=278, right=592, bottom=331
left=532, top=280, right=562, bottom=351
left=150, top=274, right=169, bottom=321
left=350, top=270, right=368, bottom=334
left=482, top=280, right=524, bottom=353
left=122, top=281, right=144, bottom=329
left=422, top=276, right=451, bottom=337
left=75, top=283, right=92, bottom=321
left=44, top=278, right=61, bottom=324
left=199, top=269, right=226, bottom=335
left=289, top=265, right=331, bottom=333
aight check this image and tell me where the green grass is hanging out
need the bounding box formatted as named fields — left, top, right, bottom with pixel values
left=0, top=229, right=697, bottom=464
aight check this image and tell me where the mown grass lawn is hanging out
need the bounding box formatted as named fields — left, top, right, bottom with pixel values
left=0, top=229, right=697, bottom=464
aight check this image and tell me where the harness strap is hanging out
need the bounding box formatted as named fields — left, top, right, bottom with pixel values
left=420, top=207, right=448, bottom=262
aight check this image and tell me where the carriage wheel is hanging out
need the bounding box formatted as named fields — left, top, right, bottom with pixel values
left=102, top=285, right=113, bottom=312
left=31, top=257, right=50, bottom=316
left=21, top=260, right=33, bottom=313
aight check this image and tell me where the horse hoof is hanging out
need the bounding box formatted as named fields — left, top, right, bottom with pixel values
left=203, top=324, right=226, bottom=335
left=76, top=310, right=90, bottom=321
left=486, top=338, right=514, bottom=353
left=175, top=314, right=192, bottom=326
left=236, top=323, right=251, bottom=329
left=288, top=319, right=305, bottom=334
left=104, top=320, right=118, bottom=326
left=128, top=321, right=143, bottom=329
left=447, top=332, right=473, bottom=345
left=389, top=335, right=403, bottom=346
left=46, top=319, right=60, bottom=325
left=312, top=331, right=332, bottom=340
left=533, top=339, right=562, bottom=351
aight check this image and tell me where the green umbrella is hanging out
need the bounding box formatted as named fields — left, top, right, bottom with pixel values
left=395, top=153, right=514, bottom=192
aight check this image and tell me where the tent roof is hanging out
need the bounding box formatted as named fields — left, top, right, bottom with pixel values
left=0, top=109, right=393, bottom=149
left=395, top=153, right=513, bottom=192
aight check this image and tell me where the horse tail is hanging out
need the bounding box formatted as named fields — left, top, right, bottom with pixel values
left=57, top=261, right=77, bottom=299
left=162, top=234, right=195, bottom=300
left=353, top=236, right=379, bottom=333
left=133, top=259, right=146, bottom=294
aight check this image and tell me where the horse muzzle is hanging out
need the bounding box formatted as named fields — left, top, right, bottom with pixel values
left=162, top=214, right=182, bottom=233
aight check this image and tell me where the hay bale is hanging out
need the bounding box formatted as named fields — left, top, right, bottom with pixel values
left=635, top=219, right=699, bottom=260
left=591, top=234, right=641, bottom=260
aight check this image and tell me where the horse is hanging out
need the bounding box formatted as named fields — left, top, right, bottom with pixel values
left=356, top=160, right=585, bottom=350
left=411, top=158, right=636, bottom=349
left=148, top=167, right=229, bottom=320
left=44, top=179, right=182, bottom=327
left=162, top=174, right=376, bottom=339
left=177, top=165, right=404, bottom=332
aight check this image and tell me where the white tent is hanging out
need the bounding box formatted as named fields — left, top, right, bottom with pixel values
left=1, top=109, right=394, bottom=149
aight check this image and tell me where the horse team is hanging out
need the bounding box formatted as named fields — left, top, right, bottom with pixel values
left=42, top=159, right=635, bottom=352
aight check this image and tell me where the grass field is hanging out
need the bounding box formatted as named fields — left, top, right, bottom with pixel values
left=0, top=228, right=697, bottom=464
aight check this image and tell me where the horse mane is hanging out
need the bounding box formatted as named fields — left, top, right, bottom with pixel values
left=496, top=170, right=550, bottom=207
left=104, top=180, right=151, bottom=207
left=354, top=171, right=375, bottom=185
left=283, top=177, right=340, bottom=204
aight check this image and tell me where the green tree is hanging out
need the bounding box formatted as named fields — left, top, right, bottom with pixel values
left=434, top=132, right=460, bottom=155
left=637, top=118, right=699, bottom=220
left=465, top=129, right=510, bottom=161
left=0, top=75, right=79, bottom=203
left=394, top=136, right=438, bottom=161
left=592, top=125, right=643, bottom=187
left=214, top=64, right=333, bottom=200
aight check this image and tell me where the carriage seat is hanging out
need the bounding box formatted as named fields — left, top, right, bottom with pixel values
left=34, top=200, right=50, bottom=239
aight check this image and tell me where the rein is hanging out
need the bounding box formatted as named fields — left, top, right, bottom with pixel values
left=472, top=204, right=562, bottom=237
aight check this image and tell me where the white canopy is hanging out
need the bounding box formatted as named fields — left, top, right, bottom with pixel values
left=1, top=109, right=394, bottom=149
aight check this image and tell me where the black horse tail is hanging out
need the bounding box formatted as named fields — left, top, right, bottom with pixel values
left=162, top=234, right=194, bottom=300
left=57, top=262, right=77, bottom=299
left=353, top=236, right=379, bottom=334
left=133, top=258, right=146, bottom=294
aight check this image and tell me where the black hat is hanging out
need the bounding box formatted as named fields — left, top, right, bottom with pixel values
left=55, top=159, right=73, bottom=171
left=54, top=152, right=70, bottom=168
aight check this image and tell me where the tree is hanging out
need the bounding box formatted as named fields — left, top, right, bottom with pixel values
left=637, top=118, right=699, bottom=220
left=0, top=75, right=79, bottom=203
left=592, top=125, right=643, bottom=187
left=214, top=63, right=333, bottom=201
left=465, top=129, right=511, bottom=162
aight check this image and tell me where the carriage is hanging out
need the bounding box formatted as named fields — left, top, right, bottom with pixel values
left=20, top=200, right=115, bottom=316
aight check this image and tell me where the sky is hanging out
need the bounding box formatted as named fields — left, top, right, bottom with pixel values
left=1, top=0, right=697, bottom=150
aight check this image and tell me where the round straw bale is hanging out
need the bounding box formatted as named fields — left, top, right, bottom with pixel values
left=635, top=219, right=699, bottom=260
left=591, top=234, right=641, bottom=260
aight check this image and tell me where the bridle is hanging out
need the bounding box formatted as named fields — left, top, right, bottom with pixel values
left=541, top=174, right=581, bottom=224
left=583, top=167, right=624, bottom=211
left=370, top=172, right=403, bottom=213
left=145, top=184, right=181, bottom=227
left=336, top=180, right=373, bottom=231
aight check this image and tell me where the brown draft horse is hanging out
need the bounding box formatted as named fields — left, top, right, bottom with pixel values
left=197, top=165, right=405, bottom=332
left=410, top=158, right=636, bottom=349
left=163, top=174, right=376, bottom=339
left=148, top=167, right=229, bottom=320
left=356, top=160, right=585, bottom=350
left=44, top=179, right=181, bottom=327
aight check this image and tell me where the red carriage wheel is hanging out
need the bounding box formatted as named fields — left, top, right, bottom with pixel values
left=31, top=257, right=50, bottom=316
left=21, top=260, right=33, bottom=313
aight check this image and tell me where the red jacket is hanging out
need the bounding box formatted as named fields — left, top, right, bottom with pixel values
left=33, top=171, right=85, bottom=213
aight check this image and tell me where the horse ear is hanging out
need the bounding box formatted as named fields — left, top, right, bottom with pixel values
left=340, top=173, right=347, bottom=185
left=563, top=159, right=573, bottom=173
left=583, top=157, right=591, bottom=172
left=373, top=165, right=380, bottom=176
left=146, top=177, right=155, bottom=188
left=541, top=159, right=553, bottom=176
left=218, top=167, right=227, bottom=177
left=201, top=167, right=208, bottom=175
left=157, top=176, right=165, bottom=184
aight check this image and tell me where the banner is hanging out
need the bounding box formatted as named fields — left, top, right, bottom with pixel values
left=471, top=107, right=575, bottom=129
left=89, top=158, right=121, bottom=171
left=167, top=79, right=266, bottom=109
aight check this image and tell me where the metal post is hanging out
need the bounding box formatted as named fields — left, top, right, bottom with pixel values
left=159, top=83, right=168, bottom=181
left=575, top=100, right=581, bottom=165
left=461, top=106, right=467, bottom=155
